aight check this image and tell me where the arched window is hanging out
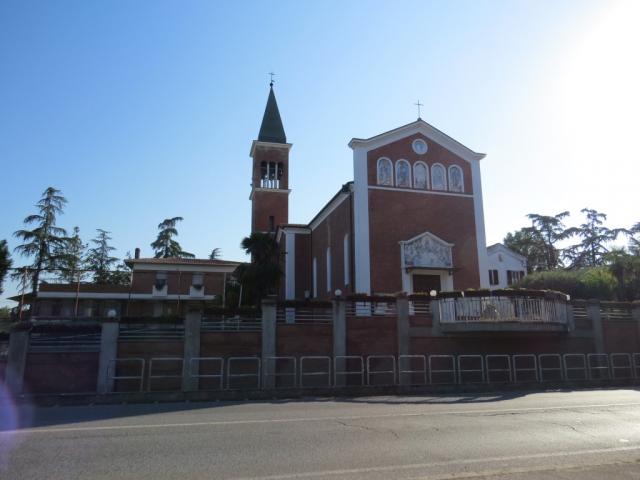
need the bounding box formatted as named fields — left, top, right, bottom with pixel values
left=395, top=160, right=411, bottom=188
left=343, top=234, right=350, bottom=286
left=448, top=165, right=464, bottom=192
left=260, top=162, right=282, bottom=188
left=431, top=163, right=447, bottom=191
left=413, top=162, right=428, bottom=189
left=312, top=257, right=318, bottom=298
left=376, top=157, right=393, bottom=186
left=326, top=247, right=332, bottom=292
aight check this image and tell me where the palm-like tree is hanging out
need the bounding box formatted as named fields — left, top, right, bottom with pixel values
left=13, top=187, right=69, bottom=298
left=151, top=217, right=195, bottom=258
left=209, top=248, right=222, bottom=260
left=236, top=232, right=281, bottom=305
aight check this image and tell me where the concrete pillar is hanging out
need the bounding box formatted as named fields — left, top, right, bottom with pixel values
left=396, top=295, right=409, bottom=356
left=97, top=321, right=119, bottom=394
left=332, top=297, right=347, bottom=387
left=396, top=295, right=410, bottom=386
left=633, top=302, right=640, bottom=349
left=587, top=300, right=604, bottom=353
left=182, top=310, right=202, bottom=392
left=565, top=302, right=575, bottom=332
left=5, top=329, right=30, bottom=395
left=261, top=297, right=277, bottom=389
left=430, top=299, right=442, bottom=336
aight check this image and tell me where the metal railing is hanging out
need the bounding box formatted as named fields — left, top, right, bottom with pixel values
left=106, top=352, right=640, bottom=393
left=263, top=356, right=297, bottom=388
left=300, top=356, right=332, bottom=387
left=398, top=355, right=427, bottom=385
left=438, top=296, right=567, bottom=324
left=346, top=299, right=397, bottom=318
left=366, top=355, right=396, bottom=386
left=201, top=315, right=261, bottom=332
left=188, top=357, right=224, bottom=390
left=334, top=355, right=365, bottom=386
left=226, top=357, right=261, bottom=390
left=107, top=358, right=145, bottom=391
left=148, top=357, right=183, bottom=391
left=276, top=306, right=332, bottom=325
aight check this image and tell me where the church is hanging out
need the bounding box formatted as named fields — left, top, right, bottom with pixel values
left=250, top=83, right=495, bottom=300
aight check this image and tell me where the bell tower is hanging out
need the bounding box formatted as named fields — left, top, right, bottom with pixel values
left=250, top=82, right=291, bottom=234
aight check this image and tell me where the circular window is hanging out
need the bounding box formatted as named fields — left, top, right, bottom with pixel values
left=412, top=139, right=428, bottom=155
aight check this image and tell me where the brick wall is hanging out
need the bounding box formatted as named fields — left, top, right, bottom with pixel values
left=277, top=324, right=332, bottom=356
left=368, top=189, right=479, bottom=292
left=23, top=352, right=99, bottom=394
left=310, top=195, right=354, bottom=300
left=116, top=340, right=184, bottom=392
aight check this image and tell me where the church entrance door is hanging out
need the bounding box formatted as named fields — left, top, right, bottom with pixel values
left=412, top=274, right=441, bottom=294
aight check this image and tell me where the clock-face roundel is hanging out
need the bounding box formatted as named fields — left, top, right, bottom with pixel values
left=412, top=138, right=428, bottom=155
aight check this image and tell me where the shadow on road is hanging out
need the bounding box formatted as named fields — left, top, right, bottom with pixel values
left=2, top=386, right=638, bottom=432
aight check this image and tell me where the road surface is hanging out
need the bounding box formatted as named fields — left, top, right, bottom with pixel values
left=2, top=389, right=640, bottom=479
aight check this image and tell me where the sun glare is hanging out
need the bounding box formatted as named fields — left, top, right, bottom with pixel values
left=555, top=0, right=640, bottom=173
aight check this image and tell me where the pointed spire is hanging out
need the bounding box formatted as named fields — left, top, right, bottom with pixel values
left=258, top=84, right=286, bottom=144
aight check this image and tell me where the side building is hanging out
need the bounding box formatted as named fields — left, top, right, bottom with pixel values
left=12, top=257, right=240, bottom=319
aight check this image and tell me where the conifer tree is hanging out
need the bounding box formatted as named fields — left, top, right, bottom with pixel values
left=151, top=217, right=195, bottom=258
left=13, top=187, right=69, bottom=297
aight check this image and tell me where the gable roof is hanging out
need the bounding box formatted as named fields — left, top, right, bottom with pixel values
left=258, top=85, right=286, bottom=144
left=487, top=243, right=527, bottom=262
left=348, top=118, right=485, bottom=163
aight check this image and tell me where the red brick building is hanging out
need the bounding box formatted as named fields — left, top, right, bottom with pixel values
left=19, top=257, right=239, bottom=318
left=251, top=85, right=489, bottom=299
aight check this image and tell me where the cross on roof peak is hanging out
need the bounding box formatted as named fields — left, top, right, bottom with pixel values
left=414, top=100, right=424, bottom=119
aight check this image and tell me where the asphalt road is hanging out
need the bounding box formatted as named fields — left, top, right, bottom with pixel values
left=2, top=389, right=640, bottom=479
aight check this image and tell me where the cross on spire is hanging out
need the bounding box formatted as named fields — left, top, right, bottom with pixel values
left=268, top=72, right=276, bottom=87
left=414, top=100, right=424, bottom=119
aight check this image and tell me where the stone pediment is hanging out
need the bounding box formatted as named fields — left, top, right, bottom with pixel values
left=400, top=231, right=453, bottom=269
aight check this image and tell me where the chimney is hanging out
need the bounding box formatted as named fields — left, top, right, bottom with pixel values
left=134, top=247, right=141, bottom=259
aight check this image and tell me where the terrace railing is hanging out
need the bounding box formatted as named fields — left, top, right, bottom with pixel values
left=438, top=294, right=568, bottom=325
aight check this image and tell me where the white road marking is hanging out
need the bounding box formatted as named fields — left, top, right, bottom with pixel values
left=1, top=401, right=640, bottom=435
left=228, top=445, right=640, bottom=480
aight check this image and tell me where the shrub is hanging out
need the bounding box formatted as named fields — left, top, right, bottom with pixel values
left=517, top=268, right=617, bottom=300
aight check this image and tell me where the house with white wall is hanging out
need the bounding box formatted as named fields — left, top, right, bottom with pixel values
left=487, top=243, right=527, bottom=289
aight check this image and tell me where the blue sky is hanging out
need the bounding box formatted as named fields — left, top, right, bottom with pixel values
left=1, top=0, right=639, bottom=303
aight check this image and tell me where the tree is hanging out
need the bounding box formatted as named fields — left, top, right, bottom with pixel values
left=209, top=248, right=222, bottom=260
left=85, top=229, right=118, bottom=284
left=151, top=217, right=195, bottom=258
left=235, top=233, right=282, bottom=305
left=54, top=226, right=86, bottom=283
left=525, top=211, right=575, bottom=270
left=605, top=248, right=640, bottom=301
left=503, top=229, right=546, bottom=273
left=628, top=222, right=640, bottom=255
left=0, top=239, right=11, bottom=295
left=565, top=209, right=626, bottom=268
left=13, top=187, right=69, bottom=297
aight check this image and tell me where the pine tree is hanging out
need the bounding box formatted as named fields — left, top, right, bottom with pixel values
left=503, top=229, right=546, bottom=273
left=0, top=239, right=11, bottom=295
left=54, top=226, right=86, bottom=283
left=86, top=229, right=118, bottom=284
left=525, top=211, right=575, bottom=270
left=151, top=217, right=195, bottom=258
left=13, top=187, right=69, bottom=297
left=566, top=209, right=626, bottom=268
